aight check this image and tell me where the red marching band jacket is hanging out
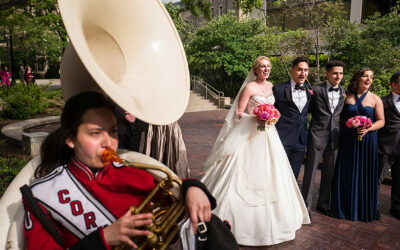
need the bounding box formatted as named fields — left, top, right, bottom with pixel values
left=23, top=157, right=157, bottom=249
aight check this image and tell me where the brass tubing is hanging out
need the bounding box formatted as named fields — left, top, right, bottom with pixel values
left=134, top=181, right=164, bottom=213
left=159, top=226, right=179, bottom=250
left=125, top=162, right=181, bottom=186
left=159, top=200, right=185, bottom=234
left=113, top=161, right=185, bottom=249
left=154, top=199, right=181, bottom=227
left=161, top=204, right=185, bottom=237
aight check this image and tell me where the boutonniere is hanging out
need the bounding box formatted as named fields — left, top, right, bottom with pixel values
left=308, top=89, right=314, bottom=96
left=342, top=92, right=347, bottom=98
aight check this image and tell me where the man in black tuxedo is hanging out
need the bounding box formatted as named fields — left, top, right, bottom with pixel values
left=301, top=60, right=346, bottom=215
left=114, top=103, right=148, bottom=152
left=378, top=72, right=400, bottom=220
left=273, top=57, right=312, bottom=180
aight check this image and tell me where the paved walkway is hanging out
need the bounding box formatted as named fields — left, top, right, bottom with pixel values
left=178, top=110, right=400, bottom=250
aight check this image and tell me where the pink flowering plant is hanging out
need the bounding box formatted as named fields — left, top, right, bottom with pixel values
left=253, top=104, right=281, bottom=131
left=345, top=115, right=372, bottom=141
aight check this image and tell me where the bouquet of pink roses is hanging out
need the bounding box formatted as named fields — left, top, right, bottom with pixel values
left=345, top=115, right=372, bottom=141
left=253, top=104, right=281, bottom=131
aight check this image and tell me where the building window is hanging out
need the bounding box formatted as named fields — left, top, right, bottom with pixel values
left=219, top=5, right=223, bottom=15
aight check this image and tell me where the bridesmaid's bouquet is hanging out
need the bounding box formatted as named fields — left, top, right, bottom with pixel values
left=253, top=104, right=281, bottom=131
left=345, top=115, right=372, bottom=141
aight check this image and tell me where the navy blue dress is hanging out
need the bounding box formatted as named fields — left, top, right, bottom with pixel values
left=331, top=91, right=378, bottom=222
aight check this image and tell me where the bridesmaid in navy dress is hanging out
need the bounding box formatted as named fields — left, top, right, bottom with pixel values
left=331, top=68, right=385, bottom=222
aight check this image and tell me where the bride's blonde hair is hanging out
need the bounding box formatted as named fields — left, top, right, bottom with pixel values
left=252, top=56, right=271, bottom=75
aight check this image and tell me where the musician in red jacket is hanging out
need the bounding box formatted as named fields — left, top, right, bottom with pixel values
left=21, top=92, right=215, bottom=249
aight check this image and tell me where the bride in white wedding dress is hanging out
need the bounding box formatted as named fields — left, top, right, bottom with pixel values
left=201, top=56, right=310, bottom=246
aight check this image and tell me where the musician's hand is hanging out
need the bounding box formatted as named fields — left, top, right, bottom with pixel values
left=125, top=112, right=136, bottom=123
left=103, top=211, right=152, bottom=248
left=185, top=186, right=211, bottom=234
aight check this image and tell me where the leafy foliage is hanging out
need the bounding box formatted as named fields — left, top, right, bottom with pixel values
left=280, top=0, right=347, bottom=83
left=180, top=0, right=211, bottom=20
left=322, top=4, right=400, bottom=95
left=186, top=14, right=266, bottom=97
left=256, top=27, right=314, bottom=83
left=0, top=0, right=67, bottom=75
left=0, top=83, right=48, bottom=119
left=164, top=2, right=193, bottom=43
left=0, top=156, right=28, bottom=195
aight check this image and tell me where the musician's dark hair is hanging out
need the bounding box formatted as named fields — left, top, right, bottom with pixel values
left=347, top=68, right=374, bottom=95
left=35, top=92, right=116, bottom=178
left=291, top=56, right=309, bottom=68
left=326, top=60, right=346, bottom=72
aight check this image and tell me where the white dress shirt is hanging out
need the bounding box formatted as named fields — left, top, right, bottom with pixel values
left=326, top=82, right=341, bottom=114
left=291, top=79, right=307, bottom=112
left=393, top=92, right=400, bottom=113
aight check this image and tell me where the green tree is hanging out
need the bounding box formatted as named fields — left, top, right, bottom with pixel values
left=278, top=0, right=347, bottom=83
left=180, top=0, right=211, bottom=20
left=234, top=0, right=263, bottom=16
left=322, top=4, right=400, bottom=96
left=186, top=13, right=265, bottom=97
left=0, top=0, right=67, bottom=76
left=255, top=27, right=313, bottom=83
left=164, top=2, right=193, bottom=43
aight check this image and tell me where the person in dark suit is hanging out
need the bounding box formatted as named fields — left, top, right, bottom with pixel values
left=273, top=57, right=312, bottom=180
left=301, top=60, right=346, bottom=215
left=378, top=71, right=400, bottom=220
left=113, top=103, right=148, bottom=152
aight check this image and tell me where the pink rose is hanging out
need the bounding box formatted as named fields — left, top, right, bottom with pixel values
left=352, top=119, right=360, bottom=127
left=253, top=107, right=260, bottom=115
left=259, top=111, right=270, bottom=121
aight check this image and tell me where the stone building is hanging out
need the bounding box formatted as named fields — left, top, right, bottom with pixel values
left=181, top=0, right=398, bottom=29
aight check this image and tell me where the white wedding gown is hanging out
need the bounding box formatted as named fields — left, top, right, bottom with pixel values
left=201, top=95, right=310, bottom=246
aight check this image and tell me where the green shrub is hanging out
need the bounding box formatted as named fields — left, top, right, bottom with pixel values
left=372, top=69, right=399, bottom=97
left=0, top=157, right=28, bottom=195
left=0, top=83, right=48, bottom=119
left=269, top=56, right=290, bottom=85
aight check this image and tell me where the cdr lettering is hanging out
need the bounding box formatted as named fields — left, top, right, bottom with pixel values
left=57, top=189, right=97, bottom=230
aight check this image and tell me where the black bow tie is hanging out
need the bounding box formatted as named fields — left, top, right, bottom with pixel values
left=295, top=85, right=306, bottom=91
left=397, top=97, right=400, bottom=102
left=329, top=87, right=340, bottom=92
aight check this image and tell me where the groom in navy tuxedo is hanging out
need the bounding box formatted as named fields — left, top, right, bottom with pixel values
left=273, top=57, right=312, bottom=180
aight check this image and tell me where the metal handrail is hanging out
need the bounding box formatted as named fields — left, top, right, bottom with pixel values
left=190, top=76, right=225, bottom=108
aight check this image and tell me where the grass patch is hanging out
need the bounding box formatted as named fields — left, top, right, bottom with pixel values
left=0, top=157, right=28, bottom=195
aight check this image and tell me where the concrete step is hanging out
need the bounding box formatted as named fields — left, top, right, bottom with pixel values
left=185, top=91, right=219, bottom=112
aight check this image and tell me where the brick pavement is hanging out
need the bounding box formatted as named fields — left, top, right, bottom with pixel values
left=178, top=110, right=400, bottom=250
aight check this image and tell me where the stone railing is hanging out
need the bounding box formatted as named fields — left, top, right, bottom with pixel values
left=190, top=76, right=225, bottom=109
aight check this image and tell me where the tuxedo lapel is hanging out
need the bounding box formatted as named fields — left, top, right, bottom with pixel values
left=321, top=82, right=331, bottom=114
left=301, top=82, right=312, bottom=114
left=284, top=81, right=292, bottom=101
left=333, top=85, right=346, bottom=114
left=388, top=93, right=400, bottom=117
left=339, top=85, right=346, bottom=102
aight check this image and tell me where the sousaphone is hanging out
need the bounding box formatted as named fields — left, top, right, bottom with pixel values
left=60, top=0, right=190, bottom=125
left=0, top=0, right=190, bottom=249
